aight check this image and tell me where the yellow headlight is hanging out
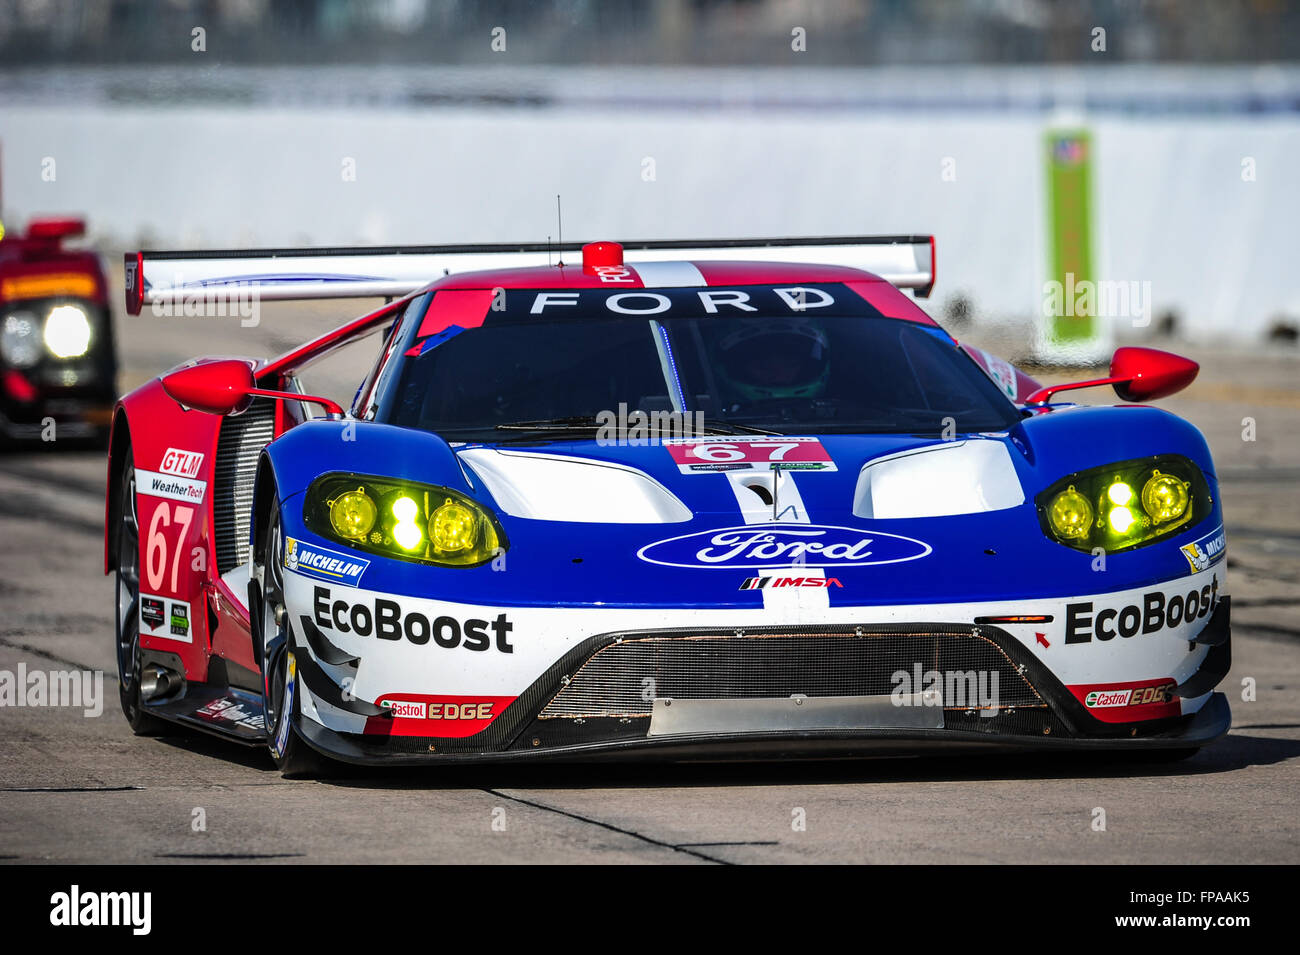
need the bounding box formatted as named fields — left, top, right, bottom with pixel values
left=1106, top=481, right=1134, bottom=506
left=1109, top=506, right=1136, bottom=533
left=1142, top=471, right=1190, bottom=524
left=309, top=476, right=508, bottom=568
left=329, top=489, right=376, bottom=540
left=391, top=496, right=423, bottom=550
left=430, top=500, right=479, bottom=554
left=1048, top=486, right=1093, bottom=540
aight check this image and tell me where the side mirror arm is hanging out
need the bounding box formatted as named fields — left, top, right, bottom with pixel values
left=1023, top=375, right=1131, bottom=406
left=245, top=387, right=345, bottom=419
left=159, top=359, right=347, bottom=418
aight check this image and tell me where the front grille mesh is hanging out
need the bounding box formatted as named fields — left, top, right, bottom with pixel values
left=539, top=629, right=1043, bottom=719
left=213, top=398, right=276, bottom=575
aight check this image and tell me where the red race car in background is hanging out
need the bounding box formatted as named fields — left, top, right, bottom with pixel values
left=0, top=215, right=117, bottom=445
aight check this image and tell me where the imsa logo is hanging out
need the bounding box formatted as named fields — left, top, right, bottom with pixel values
left=739, top=576, right=843, bottom=590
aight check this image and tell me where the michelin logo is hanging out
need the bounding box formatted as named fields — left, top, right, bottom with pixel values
left=284, top=537, right=370, bottom=587
left=1180, top=525, right=1225, bottom=573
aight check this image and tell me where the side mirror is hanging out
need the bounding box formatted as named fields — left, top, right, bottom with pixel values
left=161, top=360, right=258, bottom=416
left=160, top=359, right=344, bottom=417
left=1024, top=347, right=1199, bottom=405
left=1109, top=346, right=1199, bottom=402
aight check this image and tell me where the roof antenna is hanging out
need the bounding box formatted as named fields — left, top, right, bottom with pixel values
left=555, top=194, right=564, bottom=267
left=546, top=234, right=552, bottom=268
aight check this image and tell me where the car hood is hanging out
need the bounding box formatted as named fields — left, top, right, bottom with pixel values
left=457, top=433, right=1003, bottom=525
left=269, top=406, right=1219, bottom=610
left=426, top=408, right=1217, bottom=609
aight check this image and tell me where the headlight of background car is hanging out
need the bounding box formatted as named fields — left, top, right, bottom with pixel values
left=1, top=303, right=93, bottom=367
left=43, top=304, right=92, bottom=359
left=1, top=310, right=43, bottom=368
left=1035, top=455, right=1212, bottom=553
left=303, top=473, right=507, bottom=568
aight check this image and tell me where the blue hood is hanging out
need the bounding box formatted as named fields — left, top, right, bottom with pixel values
left=265, top=405, right=1221, bottom=610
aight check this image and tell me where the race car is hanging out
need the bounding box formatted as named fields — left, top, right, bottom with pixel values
left=104, top=235, right=1230, bottom=776
left=1, top=216, right=116, bottom=444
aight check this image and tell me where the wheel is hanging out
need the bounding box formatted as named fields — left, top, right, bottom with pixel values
left=258, top=493, right=329, bottom=778
left=115, top=450, right=169, bottom=735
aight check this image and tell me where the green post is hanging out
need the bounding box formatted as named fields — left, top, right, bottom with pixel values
left=1043, top=129, right=1102, bottom=361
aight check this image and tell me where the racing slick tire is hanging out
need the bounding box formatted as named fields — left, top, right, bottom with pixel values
left=258, top=492, right=331, bottom=779
left=115, top=450, right=169, bottom=735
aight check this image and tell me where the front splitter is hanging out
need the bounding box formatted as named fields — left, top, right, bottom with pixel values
left=294, top=690, right=1231, bottom=767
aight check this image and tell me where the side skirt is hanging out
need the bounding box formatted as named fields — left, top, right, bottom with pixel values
left=137, top=652, right=269, bottom=748
left=143, top=685, right=269, bottom=747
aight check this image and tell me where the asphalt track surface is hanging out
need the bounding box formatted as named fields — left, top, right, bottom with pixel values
left=0, top=295, right=1297, bottom=864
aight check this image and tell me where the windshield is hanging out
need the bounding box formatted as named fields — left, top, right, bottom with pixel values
left=380, top=285, right=1021, bottom=441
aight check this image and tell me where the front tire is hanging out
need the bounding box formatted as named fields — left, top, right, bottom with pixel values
left=115, top=450, right=168, bottom=735
left=258, top=492, right=328, bottom=778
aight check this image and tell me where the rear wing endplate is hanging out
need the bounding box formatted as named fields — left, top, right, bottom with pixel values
left=124, top=235, right=934, bottom=315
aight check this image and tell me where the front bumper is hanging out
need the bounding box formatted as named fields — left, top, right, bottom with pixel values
left=289, top=607, right=1233, bottom=766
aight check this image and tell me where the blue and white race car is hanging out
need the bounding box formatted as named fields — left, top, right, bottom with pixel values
left=105, top=236, right=1230, bottom=775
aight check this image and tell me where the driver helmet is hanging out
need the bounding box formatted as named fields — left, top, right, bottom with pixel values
left=716, top=317, right=830, bottom=401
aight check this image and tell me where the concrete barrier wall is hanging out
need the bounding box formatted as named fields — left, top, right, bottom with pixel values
left=3, top=102, right=1296, bottom=342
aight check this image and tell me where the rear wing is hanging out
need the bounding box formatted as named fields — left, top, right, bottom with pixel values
left=124, top=235, right=935, bottom=315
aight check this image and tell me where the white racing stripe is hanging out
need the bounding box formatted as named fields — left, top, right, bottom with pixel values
left=721, top=469, right=829, bottom=614
left=630, top=260, right=707, bottom=288
left=725, top=469, right=811, bottom=525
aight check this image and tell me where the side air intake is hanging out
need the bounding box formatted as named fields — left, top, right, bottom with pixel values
left=213, top=399, right=276, bottom=575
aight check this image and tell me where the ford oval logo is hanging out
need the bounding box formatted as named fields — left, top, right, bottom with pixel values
left=636, top=524, right=932, bottom=570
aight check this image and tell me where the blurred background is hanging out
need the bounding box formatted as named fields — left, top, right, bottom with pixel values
left=4, top=0, right=1299, bottom=65
left=1, top=0, right=1298, bottom=350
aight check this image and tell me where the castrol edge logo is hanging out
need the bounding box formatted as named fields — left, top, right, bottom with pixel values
left=370, top=695, right=515, bottom=738
left=1085, top=689, right=1134, bottom=708
left=1074, top=680, right=1178, bottom=723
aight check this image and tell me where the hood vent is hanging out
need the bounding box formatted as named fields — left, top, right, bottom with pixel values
left=458, top=448, right=691, bottom=524
left=853, top=439, right=1024, bottom=520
